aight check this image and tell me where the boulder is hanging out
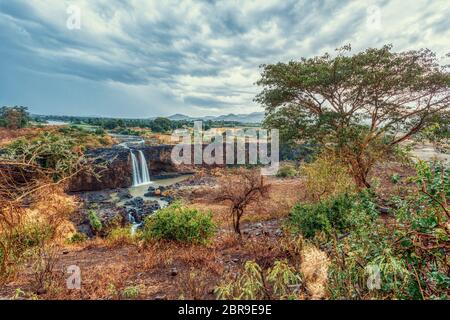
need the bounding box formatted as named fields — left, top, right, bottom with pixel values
left=117, top=188, right=133, bottom=200
left=125, top=197, right=144, bottom=208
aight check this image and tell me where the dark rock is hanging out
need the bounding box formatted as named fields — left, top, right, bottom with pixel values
left=142, top=200, right=161, bottom=215
left=77, top=223, right=94, bottom=238
left=144, top=191, right=154, bottom=197
left=125, top=197, right=144, bottom=208
left=379, top=206, right=390, bottom=214
left=77, top=191, right=112, bottom=203
left=160, top=195, right=174, bottom=204
left=117, top=189, right=132, bottom=199
left=170, top=268, right=178, bottom=276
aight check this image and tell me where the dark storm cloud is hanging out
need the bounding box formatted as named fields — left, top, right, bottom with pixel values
left=0, top=0, right=448, bottom=117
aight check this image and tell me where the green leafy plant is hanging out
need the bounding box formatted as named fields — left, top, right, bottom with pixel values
left=121, top=285, right=140, bottom=299
left=296, top=162, right=449, bottom=299
left=301, top=153, right=356, bottom=201
left=88, top=210, right=102, bottom=234
left=390, top=173, right=401, bottom=184
left=215, top=260, right=301, bottom=300
left=276, top=164, right=299, bottom=178
left=287, top=193, right=362, bottom=239
left=67, top=232, right=87, bottom=244
left=143, top=202, right=216, bottom=244
left=257, top=45, right=450, bottom=188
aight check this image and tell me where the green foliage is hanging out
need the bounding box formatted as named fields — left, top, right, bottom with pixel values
left=215, top=260, right=301, bottom=300
left=67, top=232, right=88, bottom=244
left=390, top=173, right=401, bottom=184
left=88, top=210, right=102, bottom=234
left=3, top=132, right=85, bottom=181
left=294, top=162, right=449, bottom=299
left=416, top=112, right=450, bottom=143
left=0, top=106, right=29, bottom=129
left=301, top=153, right=356, bottom=200
left=257, top=45, right=450, bottom=187
left=121, top=285, right=140, bottom=299
left=288, top=193, right=372, bottom=239
left=107, top=227, right=140, bottom=245
left=143, top=202, right=216, bottom=244
left=276, top=164, right=299, bottom=178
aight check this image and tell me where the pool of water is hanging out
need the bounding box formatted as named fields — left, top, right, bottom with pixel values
left=113, top=174, right=193, bottom=207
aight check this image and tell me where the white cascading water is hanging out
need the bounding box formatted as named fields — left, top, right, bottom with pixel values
left=130, top=150, right=151, bottom=186
left=138, top=150, right=151, bottom=183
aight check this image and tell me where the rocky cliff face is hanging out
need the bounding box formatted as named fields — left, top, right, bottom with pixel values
left=68, top=145, right=179, bottom=192
left=67, top=142, right=309, bottom=192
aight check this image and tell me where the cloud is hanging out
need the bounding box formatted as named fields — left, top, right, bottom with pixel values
left=0, top=0, right=449, bottom=117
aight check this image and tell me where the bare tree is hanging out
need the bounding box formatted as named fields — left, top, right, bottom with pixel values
left=214, top=168, right=270, bottom=235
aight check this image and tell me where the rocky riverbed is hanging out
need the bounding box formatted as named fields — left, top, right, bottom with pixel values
left=71, top=174, right=217, bottom=237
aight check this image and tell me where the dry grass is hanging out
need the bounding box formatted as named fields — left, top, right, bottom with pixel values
left=0, top=127, right=58, bottom=146
left=300, top=245, right=329, bottom=300
left=0, top=166, right=327, bottom=300
left=190, top=174, right=305, bottom=229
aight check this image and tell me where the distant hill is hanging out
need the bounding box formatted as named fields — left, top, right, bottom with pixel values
left=167, top=113, right=191, bottom=121
left=167, top=112, right=264, bottom=123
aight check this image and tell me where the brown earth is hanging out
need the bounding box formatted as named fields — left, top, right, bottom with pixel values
left=0, top=163, right=414, bottom=300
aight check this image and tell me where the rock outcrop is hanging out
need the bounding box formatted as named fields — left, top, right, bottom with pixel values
left=68, top=145, right=180, bottom=192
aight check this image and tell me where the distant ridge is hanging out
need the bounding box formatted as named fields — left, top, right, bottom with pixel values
left=167, top=112, right=264, bottom=123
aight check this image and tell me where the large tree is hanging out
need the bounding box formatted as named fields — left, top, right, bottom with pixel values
left=256, top=45, right=450, bottom=188
left=0, top=106, right=29, bottom=130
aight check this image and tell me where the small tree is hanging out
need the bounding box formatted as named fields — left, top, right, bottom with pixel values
left=0, top=106, right=29, bottom=129
left=257, top=45, right=450, bottom=188
left=214, top=169, right=270, bottom=235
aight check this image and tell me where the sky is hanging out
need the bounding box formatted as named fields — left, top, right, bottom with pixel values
left=0, top=0, right=449, bottom=118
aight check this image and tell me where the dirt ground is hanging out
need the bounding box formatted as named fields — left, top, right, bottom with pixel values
left=0, top=176, right=305, bottom=300
left=0, top=163, right=415, bottom=300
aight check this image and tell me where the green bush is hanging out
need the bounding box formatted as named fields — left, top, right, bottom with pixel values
left=276, top=164, right=299, bottom=178
left=287, top=193, right=366, bottom=239
left=143, top=203, right=216, bottom=244
left=294, top=162, right=449, bottom=299
left=67, top=232, right=87, bottom=244
left=88, top=210, right=102, bottom=233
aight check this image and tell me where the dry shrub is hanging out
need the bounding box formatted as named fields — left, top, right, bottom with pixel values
left=301, top=153, right=356, bottom=201
left=106, top=227, right=139, bottom=247
left=300, top=245, right=329, bottom=300
left=215, top=231, right=241, bottom=250
left=0, top=182, right=77, bottom=283
left=176, top=245, right=221, bottom=274
left=27, top=186, right=77, bottom=242
left=179, top=268, right=214, bottom=300
left=66, top=264, right=129, bottom=300
left=214, top=168, right=270, bottom=234
left=141, top=241, right=174, bottom=270
left=29, top=244, right=60, bottom=295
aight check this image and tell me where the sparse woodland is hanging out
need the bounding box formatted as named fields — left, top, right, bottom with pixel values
left=0, top=46, right=449, bottom=300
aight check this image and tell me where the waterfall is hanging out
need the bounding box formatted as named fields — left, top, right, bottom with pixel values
left=130, top=150, right=151, bottom=186
left=138, top=150, right=151, bottom=183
